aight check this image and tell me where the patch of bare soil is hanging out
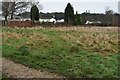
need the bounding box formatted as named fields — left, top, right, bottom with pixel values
left=2, top=58, right=64, bottom=78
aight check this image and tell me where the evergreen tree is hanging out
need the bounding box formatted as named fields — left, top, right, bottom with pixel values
left=74, top=11, right=82, bottom=25
left=30, top=5, right=39, bottom=21
left=64, top=3, right=74, bottom=23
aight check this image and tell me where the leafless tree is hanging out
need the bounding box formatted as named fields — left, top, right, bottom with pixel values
left=105, top=6, right=114, bottom=15
left=2, top=0, right=13, bottom=21
left=2, top=0, right=43, bottom=21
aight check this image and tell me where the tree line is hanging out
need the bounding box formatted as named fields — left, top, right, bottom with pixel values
left=30, top=2, right=83, bottom=25
left=2, top=1, right=118, bottom=25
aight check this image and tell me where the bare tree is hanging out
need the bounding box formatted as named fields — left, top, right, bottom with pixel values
left=2, top=0, right=13, bottom=21
left=2, top=0, right=43, bottom=21
left=2, top=0, right=29, bottom=20
left=105, top=6, right=114, bottom=15
left=104, top=6, right=114, bottom=26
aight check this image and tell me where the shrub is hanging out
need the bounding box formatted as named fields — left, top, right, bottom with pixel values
left=74, top=15, right=82, bottom=25
left=74, top=12, right=82, bottom=25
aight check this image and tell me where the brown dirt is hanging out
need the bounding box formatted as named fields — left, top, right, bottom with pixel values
left=2, top=58, right=64, bottom=78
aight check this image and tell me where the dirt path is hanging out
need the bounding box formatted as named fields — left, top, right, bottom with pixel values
left=2, top=58, right=64, bottom=78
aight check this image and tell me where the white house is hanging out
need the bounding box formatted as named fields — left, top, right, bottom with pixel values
left=39, top=19, right=50, bottom=22
left=40, top=18, right=65, bottom=24
left=39, top=18, right=56, bottom=24
left=49, top=18, right=56, bottom=23
left=56, top=19, right=64, bottom=23
left=85, top=20, right=101, bottom=24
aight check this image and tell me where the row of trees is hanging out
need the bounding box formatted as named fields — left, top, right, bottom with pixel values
left=2, top=1, right=81, bottom=24
left=2, top=1, right=115, bottom=25
left=30, top=2, right=83, bottom=25
left=64, top=3, right=116, bottom=25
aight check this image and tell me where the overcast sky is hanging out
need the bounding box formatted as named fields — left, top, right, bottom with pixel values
left=40, top=2, right=118, bottom=14
left=0, top=0, right=120, bottom=14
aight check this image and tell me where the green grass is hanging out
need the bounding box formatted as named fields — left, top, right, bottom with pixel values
left=2, top=74, right=7, bottom=78
left=0, top=72, right=7, bottom=80
left=2, top=27, right=119, bottom=78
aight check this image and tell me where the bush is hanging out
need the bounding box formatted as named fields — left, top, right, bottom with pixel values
left=74, top=13, right=82, bottom=25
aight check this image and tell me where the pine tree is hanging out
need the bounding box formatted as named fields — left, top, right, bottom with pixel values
left=64, top=3, right=74, bottom=23
left=30, top=5, right=39, bottom=21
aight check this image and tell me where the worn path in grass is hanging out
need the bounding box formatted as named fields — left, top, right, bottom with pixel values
left=2, top=58, right=64, bottom=78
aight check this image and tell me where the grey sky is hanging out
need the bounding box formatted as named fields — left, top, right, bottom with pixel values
left=40, top=2, right=118, bottom=14
left=119, top=1, right=120, bottom=13
left=0, top=0, right=119, bottom=14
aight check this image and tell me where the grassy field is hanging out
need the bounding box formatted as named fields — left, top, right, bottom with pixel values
left=2, top=26, right=119, bottom=78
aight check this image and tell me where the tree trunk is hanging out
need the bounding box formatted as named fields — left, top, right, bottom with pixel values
left=5, top=15, right=7, bottom=21
left=10, top=11, right=14, bottom=20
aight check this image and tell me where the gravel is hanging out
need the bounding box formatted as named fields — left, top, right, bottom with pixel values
left=2, top=58, right=64, bottom=78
